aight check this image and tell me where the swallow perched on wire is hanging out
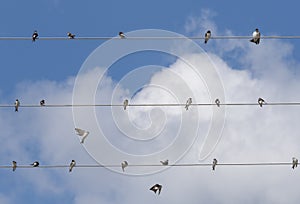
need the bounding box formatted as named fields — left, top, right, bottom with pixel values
left=258, top=98, right=265, bottom=107
left=32, top=30, right=39, bottom=42
left=15, top=99, right=20, bottom=112
left=205, top=30, right=211, bottom=44
left=31, top=161, right=39, bottom=167
left=121, top=161, right=128, bottom=172
left=215, top=98, right=220, bottom=107
left=69, top=160, right=76, bottom=172
left=150, top=184, right=162, bottom=195
left=212, top=158, right=218, bottom=171
left=119, top=32, right=125, bottom=38
left=123, top=99, right=129, bottom=110
left=160, top=159, right=169, bottom=165
left=12, top=161, right=17, bottom=172
left=185, top=97, right=192, bottom=110
left=75, top=128, right=90, bottom=144
left=40, top=99, right=45, bottom=106
left=292, top=157, right=298, bottom=169
left=67, top=32, right=75, bottom=39
left=250, top=28, right=260, bottom=45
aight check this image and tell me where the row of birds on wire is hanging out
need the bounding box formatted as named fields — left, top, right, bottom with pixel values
left=28, top=29, right=261, bottom=44
left=12, top=97, right=268, bottom=112
left=6, top=157, right=299, bottom=195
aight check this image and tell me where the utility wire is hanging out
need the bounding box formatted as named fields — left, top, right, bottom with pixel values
left=1, top=36, right=300, bottom=41
left=3, top=102, right=300, bottom=108
left=0, top=162, right=295, bottom=169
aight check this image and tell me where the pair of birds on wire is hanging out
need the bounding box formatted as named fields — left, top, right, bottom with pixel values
left=31, top=31, right=126, bottom=41
left=12, top=160, right=76, bottom=172
left=120, top=159, right=169, bottom=172
left=14, top=99, right=45, bottom=112
left=204, top=28, right=260, bottom=44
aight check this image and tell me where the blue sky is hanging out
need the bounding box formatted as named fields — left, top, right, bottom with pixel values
left=1, top=1, right=300, bottom=204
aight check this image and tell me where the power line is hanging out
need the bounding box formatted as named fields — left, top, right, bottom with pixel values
left=2, top=102, right=300, bottom=108
left=0, top=162, right=295, bottom=170
left=1, top=35, right=300, bottom=41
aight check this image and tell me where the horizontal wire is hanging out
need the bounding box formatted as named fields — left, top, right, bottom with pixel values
left=2, top=102, right=300, bottom=108
left=1, top=36, right=300, bottom=41
left=0, top=162, right=295, bottom=169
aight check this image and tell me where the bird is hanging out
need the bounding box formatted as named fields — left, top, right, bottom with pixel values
left=250, top=28, right=260, bottom=45
left=40, top=99, right=45, bottom=106
left=212, top=158, right=218, bottom=171
left=215, top=98, right=220, bottom=107
left=292, top=157, right=298, bottom=169
left=12, top=161, right=17, bottom=172
left=204, top=30, right=211, bottom=44
left=160, top=159, right=169, bottom=165
left=185, top=97, right=192, bottom=110
left=14, top=99, right=20, bottom=112
left=32, top=30, right=39, bottom=42
left=119, top=32, right=125, bottom=38
left=123, top=99, right=129, bottom=110
left=69, top=160, right=76, bottom=172
left=258, top=97, right=265, bottom=107
left=31, top=161, right=39, bottom=167
left=121, top=161, right=128, bottom=172
left=67, top=32, right=75, bottom=39
left=150, top=184, right=162, bottom=195
left=75, top=128, right=90, bottom=144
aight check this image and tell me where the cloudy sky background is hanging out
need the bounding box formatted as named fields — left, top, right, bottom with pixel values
left=1, top=1, right=300, bottom=203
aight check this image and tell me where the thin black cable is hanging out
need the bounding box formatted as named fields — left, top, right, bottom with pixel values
left=1, top=36, right=300, bottom=41
left=2, top=102, right=300, bottom=108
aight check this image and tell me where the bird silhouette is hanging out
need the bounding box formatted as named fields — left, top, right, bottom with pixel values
left=12, top=161, right=17, bottom=172
left=292, top=157, right=298, bottom=169
left=31, top=161, right=39, bottom=167
left=205, top=30, right=211, bottom=44
left=212, top=158, right=218, bottom=171
left=123, top=99, right=129, bottom=110
left=119, top=32, right=125, bottom=38
left=185, top=98, right=192, bottom=110
left=67, top=32, right=75, bottom=39
left=150, top=184, right=162, bottom=195
left=250, top=28, right=260, bottom=45
left=75, top=128, right=90, bottom=143
left=14, top=99, right=20, bottom=112
left=258, top=98, right=265, bottom=107
left=121, top=161, right=128, bottom=172
left=32, top=30, right=39, bottom=42
left=69, top=160, right=76, bottom=172
left=160, top=159, right=169, bottom=165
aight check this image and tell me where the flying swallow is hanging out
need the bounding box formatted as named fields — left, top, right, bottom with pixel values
left=15, top=99, right=20, bottom=112
left=150, top=184, right=162, bottom=195
left=212, top=158, right=218, bottom=171
left=250, top=28, right=260, bottom=45
left=123, top=99, right=129, bottom=110
left=69, top=160, right=76, bottom=172
left=75, top=128, right=90, bottom=144
left=185, top=98, right=192, bottom=110
left=121, top=161, right=128, bottom=172
left=205, top=30, right=211, bottom=44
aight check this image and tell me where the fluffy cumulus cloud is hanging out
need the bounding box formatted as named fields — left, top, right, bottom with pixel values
left=1, top=11, right=300, bottom=204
